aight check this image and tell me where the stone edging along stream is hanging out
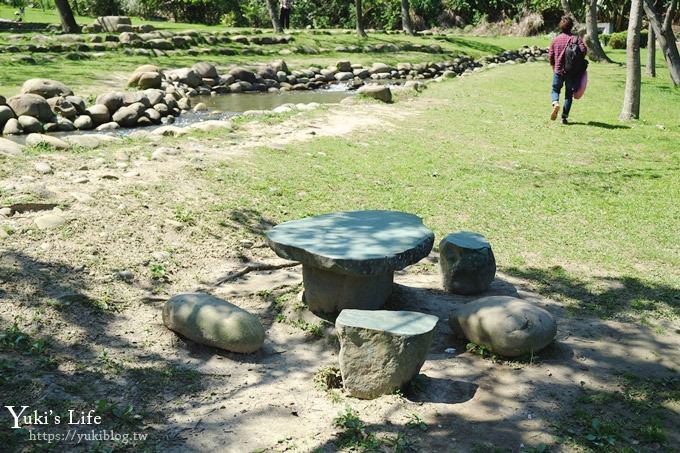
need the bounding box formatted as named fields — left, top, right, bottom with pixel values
left=0, top=45, right=548, bottom=155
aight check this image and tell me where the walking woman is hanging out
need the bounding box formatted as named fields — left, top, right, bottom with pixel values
left=548, top=16, right=587, bottom=124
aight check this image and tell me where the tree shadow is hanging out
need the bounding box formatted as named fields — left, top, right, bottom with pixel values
left=226, top=208, right=275, bottom=236
left=567, top=121, right=631, bottom=130
left=503, top=265, right=679, bottom=319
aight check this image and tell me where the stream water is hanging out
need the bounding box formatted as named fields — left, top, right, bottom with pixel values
left=5, top=86, right=355, bottom=144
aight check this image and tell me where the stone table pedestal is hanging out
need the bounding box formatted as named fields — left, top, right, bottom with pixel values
left=266, top=210, right=434, bottom=319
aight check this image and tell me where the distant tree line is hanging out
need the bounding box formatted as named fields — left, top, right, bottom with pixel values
left=6, top=0, right=676, bottom=32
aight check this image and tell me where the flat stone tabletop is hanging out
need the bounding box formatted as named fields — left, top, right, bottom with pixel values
left=266, top=210, right=434, bottom=275
left=336, top=309, right=439, bottom=336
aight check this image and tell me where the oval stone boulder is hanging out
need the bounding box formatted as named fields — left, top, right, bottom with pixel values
left=21, top=79, right=74, bottom=99
left=163, top=292, right=265, bottom=353
left=448, top=296, right=557, bottom=357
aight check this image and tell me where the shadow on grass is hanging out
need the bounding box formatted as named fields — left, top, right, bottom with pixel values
left=503, top=265, right=679, bottom=319
left=441, top=36, right=506, bottom=54
left=227, top=208, right=276, bottom=236
left=568, top=121, right=631, bottom=130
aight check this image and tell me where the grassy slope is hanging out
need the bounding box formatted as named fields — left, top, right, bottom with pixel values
left=204, top=52, right=679, bottom=321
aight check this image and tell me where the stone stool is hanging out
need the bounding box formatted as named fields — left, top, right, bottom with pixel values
left=439, top=231, right=496, bottom=294
left=336, top=309, right=438, bottom=399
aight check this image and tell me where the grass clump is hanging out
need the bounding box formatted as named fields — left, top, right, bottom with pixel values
left=313, top=365, right=343, bottom=392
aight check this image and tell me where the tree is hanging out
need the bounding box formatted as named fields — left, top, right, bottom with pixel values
left=54, top=0, right=79, bottom=33
left=643, top=0, right=680, bottom=86
left=560, top=0, right=572, bottom=15
left=401, top=0, right=414, bottom=35
left=585, top=0, right=613, bottom=62
left=356, top=0, right=367, bottom=38
left=265, top=0, right=283, bottom=33
left=620, top=0, right=643, bottom=120
left=647, top=25, right=656, bottom=76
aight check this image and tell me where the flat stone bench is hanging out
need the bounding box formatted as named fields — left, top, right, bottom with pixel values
left=336, top=309, right=438, bottom=399
left=266, top=210, right=434, bottom=319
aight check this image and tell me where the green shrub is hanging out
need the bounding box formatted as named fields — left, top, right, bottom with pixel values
left=608, top=30, right=648, bottom=49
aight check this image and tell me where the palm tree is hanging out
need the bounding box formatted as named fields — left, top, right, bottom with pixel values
left=620, top=0, right=643, bottom=120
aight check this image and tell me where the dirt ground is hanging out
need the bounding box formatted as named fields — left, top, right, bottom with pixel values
left=1, top=94, right=679, bottom=452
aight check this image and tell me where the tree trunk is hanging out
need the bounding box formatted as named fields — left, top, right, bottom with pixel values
left=585, top=0, right=613, bottom=62
left=401, top=0, right=414, bottom=35
left=647, top=25, right=656, bottom=77
left=54, top=0, right=79, bottom=33
left=561, top=0, right=572, bottom=15
left=620, top=0, right=643, bottom=120
left=265, top=0, right=283, bottom=33
left=643, top=0, right=680, bottom=86
left=356, top=0, right=367, bottom=38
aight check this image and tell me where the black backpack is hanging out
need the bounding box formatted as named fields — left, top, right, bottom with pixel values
left=564, top=36, right=588, bottom=79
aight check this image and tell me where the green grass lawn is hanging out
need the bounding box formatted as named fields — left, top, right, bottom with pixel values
left=200, top=52, right=679, bottom=322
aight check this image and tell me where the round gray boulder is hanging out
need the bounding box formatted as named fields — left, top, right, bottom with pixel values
left=86, top=104, right=111, bottom=125
left=448, top=296, right=557, bottom=357
left=96, top=92, right=125, bottom=113
left=357, top=85, right=392, bottom=103
left=163, top=293, right=265, bottom=353
left=17, top=115, right=43, bottom=133
left=21, top=79, right=74, bottom=99
left=192, top=62, right=218, bottom=79
left=0, top=105, right=15, bottom=131
left=7, top=94, right=55, bottom=122
left=2, top=118, right=22, bottom=135
left=439, top=231, right=496, bottom=295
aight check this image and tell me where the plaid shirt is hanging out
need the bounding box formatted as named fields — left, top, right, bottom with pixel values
left=549, top=33, right=587, bottom=75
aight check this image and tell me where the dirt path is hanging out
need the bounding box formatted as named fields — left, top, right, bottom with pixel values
left=1, top=93, right=678, bottom=452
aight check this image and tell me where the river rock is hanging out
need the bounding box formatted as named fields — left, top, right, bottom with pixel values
left=57, top=117, right=75, bottom=132
left=35, top=162, right=52, bottom=174
left=96, top=16, right=132, bottom=32
left=64, top=135, right=100, bottom=149
left=272, top=59, right=288, bottom=74
left=177, top=98, right=191, bottom=110
left=35, top=213, right=66, bottom=230
left=370, top=63, right=393, bottom=74
left=193, top=103, right=208, bottom=112
left=96, top=122, right=120, bottom=131
left=229, top=67, right=256, bottom=83
left=137, top=72, right=163, bottom=90
left=336, top=60, right=352, bottom=72
left=0, top=105, right=15, bottom=130
left=7, top=94, right=55, bottom=122
left=96, top=92, right=124, bottom=113
left=0, top=137, right=24, bottom=157
left=151, top=125, right=187, bottom=137
left=439, top=231, right=496, bottom=295
left=17, top=115, right=43, bottom=133
left=21, top=79, right=73, bottom=99
left=192, top=62, right=218, bottom=79
left=166, top=68, right=201, bottom=88
left=112, top=106, right=141, bottom=127
left=2, top=118, right=22, bottom=135
left=128, top=64, right=161, bottom=87
left=448, top=296, right=557, bottom=357
left=26, top=133, right=70, bottom=149
left=73, top=115, right=94, bottom=130
left=163, top=293, right=265, bottom=353
left=48, top=97, right=78, bottom=120
left=337, top=309, right=438, bottom=399
left=86, top=104, right=111, bottom=125
left=144, top=89, right=166, bottom=106
left=335, top=72, right=354, bottom=81
left=357, top=85, right=392, bottom=103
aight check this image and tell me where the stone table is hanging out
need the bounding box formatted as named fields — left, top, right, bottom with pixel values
left=266, top=210, right=434, bottom=319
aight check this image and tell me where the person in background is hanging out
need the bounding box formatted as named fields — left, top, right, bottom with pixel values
left=280, top=0, right=293, bottom=30
left=548, top=16, right=587, bottom=124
